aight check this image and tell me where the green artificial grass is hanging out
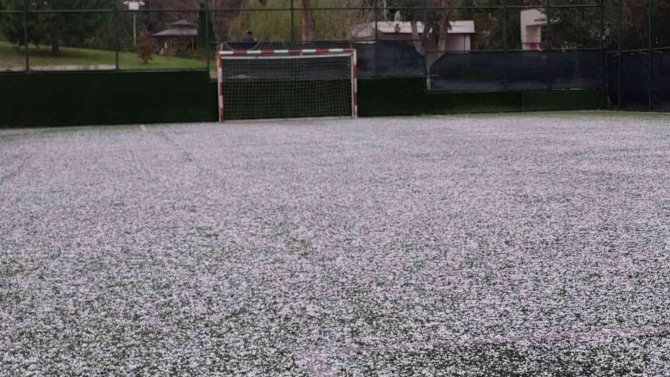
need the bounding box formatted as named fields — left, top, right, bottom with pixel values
left=0, top=41, right=206, bottom=71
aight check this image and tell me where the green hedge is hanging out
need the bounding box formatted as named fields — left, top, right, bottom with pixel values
left=0, top=72, right=606, bottom=128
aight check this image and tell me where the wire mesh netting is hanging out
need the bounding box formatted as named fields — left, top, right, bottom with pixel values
left=429, top=50, right=602, bottom=92
left=0, top=11, right=27, bottom=72
left=219, top=53, right=353, bottom=120
left=652, top=50, right=670, bottom=111
left=607, top=52, right=650, bottom=110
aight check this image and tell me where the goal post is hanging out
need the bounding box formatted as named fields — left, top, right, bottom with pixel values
left=218, top=49, right=358, bottom=122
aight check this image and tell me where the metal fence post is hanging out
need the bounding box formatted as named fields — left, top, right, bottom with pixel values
left=114, top=1, right=120, bottom=70
left=23, top=0, right=29, bottom=72
left=205, top=0, right=211, bottom=72
left=618, top=0, right=622, bottom=108
left=502, top=0, right=508, bottom=91
left=648, top=0, right=653, bottom=110
left=423, top=0, right=428, bottom=39
left=290, top=0, right=295, bottom=43
left=546, top=0, right=552, bottom=90
left=374, top=0, right=378, bottom=77
left=600, top=0, right=605, bottom=94
left=424, top=0, right=429, bottom=89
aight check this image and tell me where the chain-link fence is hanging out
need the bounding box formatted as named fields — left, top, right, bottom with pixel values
left=0, top=1, right=213, bottom=73
left=605, top=0, right=670, bottom=110
left=0, top=1, right=668, bottom=109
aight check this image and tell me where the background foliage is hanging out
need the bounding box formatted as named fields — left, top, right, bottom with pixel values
left=1, top=0, right=669, bottom=56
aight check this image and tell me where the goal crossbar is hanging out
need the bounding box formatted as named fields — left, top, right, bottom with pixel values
left=218, top=48, right=358, bottom=122
left=219, top=48, right=356, bottom=56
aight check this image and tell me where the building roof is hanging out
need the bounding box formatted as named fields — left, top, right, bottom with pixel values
left=348, top=20, right=475, bottom=40
left=169, top=20, right=196, bottom=28
left=376, top=21, right=426, bottom=34
left=521, top=9, right=547, bottom=27
left=154, top=19, right=197, bottom=38
left=154, top=28, right=198, bottom=38
left=449, top=20, right=476, bottom=34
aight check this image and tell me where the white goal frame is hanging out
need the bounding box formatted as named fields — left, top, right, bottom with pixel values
left=217, top=48, right=358, bottom=122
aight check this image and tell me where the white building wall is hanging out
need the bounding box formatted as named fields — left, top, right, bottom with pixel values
left=445, top=35, right=471, bottom=52
left=521, top=9, right=546, bottom=51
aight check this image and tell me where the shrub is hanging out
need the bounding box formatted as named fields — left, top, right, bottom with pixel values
left=137, top=32, right=153, bottom=64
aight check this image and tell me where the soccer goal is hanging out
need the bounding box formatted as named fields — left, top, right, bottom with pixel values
left=218, top=49, right=358, bottom=121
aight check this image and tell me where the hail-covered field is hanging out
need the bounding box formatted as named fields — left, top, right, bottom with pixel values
left=1, top=112, right=670, bottom=376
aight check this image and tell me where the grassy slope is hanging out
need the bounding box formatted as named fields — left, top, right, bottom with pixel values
left=0, top=41, right=206, bottom=70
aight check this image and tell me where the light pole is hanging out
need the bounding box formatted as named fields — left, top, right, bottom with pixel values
left=123, top=1, right=145, bottom=45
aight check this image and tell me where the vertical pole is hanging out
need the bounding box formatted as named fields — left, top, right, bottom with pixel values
left=351, top=50, right=358, bottom=118
left=546, top=0, right=552, bottom=90
left=114, top=2, right=120, bottom=70
left=205, top=0, right=211, bottom=73
left=423, top=0, right=428, bottom=39
left=218, top=55, right=224, bottom=122
left=290, top=0, right=295, bottom=43
left=600, top=0, right=605, bottom=93
left=648, top=0, right=653, bottom=110
left=424, top=0, right=429, bottom=90
left=23, top=0, right=29, bottom=72
left=618, top=0, right=622, bottom=107
left=502, top=0, right=507, bottom=52
left=133, top=13, right=137, bottom=45
left=502, top=0, right=508, bottom=91
left=374, top=0, right=378, bottom=77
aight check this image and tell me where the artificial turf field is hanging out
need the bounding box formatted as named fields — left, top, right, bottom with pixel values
left=1, top=112, right=670, bottom=376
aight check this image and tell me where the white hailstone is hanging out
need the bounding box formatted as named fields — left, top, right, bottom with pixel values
left=1, top=113, right=670, bottom=375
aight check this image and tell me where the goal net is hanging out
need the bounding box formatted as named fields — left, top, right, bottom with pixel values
left=218, top=49, right=358, bottom=121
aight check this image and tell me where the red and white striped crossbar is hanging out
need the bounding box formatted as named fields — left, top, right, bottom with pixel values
left=218, top=48, right=358, bottom=122
left=219, top=48, right=356, bottom=56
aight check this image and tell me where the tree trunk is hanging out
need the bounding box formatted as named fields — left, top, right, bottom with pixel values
left=51, top=39, right=60, bottom=55
left=437, top=0, right=450, bottom=53
left=410, top=20, right=425, bottom=55
left=301, top=0, right=315, bottom=41
left=210, top=0, right=244, bottom=42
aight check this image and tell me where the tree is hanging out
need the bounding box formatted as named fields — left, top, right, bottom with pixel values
left=137, top=31, right=153, bottom=63
left=601, top=0, right=670, bottom=50
left=230, top=0, right=316, bottom=41
left=387, top=0, right=452, bottom=56
left=257, top=0, right=315, bottom=41
left=0, top=0, right=44, bottom=48
left=0, top=0, right=113, bottom=55
left=210, top=0, right=319, bottom=43
left=300, top=0, right=315, bottom=41
left=450, top=0, right=502, bottom=50
left=254, top=0, right=317, bottom=41
left=546, top=1, right=601, bottom=50
left=139, top=0, right=200, bottom=33
left=210, top=0, right=245, bottom=41
left=197, top=0, right=216, bottom=55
